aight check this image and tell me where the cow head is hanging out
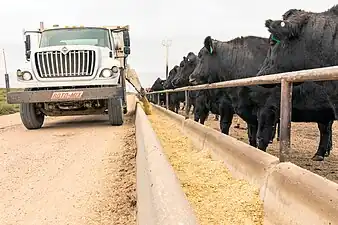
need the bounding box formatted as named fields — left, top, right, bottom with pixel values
left=257, top=9, right=310, bottom=88
left=256, top=105, right=279, bottom=150
left=173, top=52, right=198, bottom=87
left=163, top=65, right=180, bottom=89
left=189, top=36, right=220, bottom=85
left=151, top=77, right=166, bottom=91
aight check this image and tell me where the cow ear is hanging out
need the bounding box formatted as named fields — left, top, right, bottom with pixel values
left=204, top=36, right=214, bottom=54
left=282, top=9, right=301, bottom=20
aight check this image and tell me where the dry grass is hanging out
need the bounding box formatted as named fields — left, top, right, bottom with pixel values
left=148, top=111, right=264, bottom=225
left=0, top=88, right=21, bottom=115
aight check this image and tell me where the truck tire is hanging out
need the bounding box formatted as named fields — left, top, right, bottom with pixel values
left=20, top=103, right=45, bottom=130
left=108, top=98, right=123, bottom=126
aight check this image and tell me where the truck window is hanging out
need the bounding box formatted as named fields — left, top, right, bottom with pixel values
left=39, top=28, right=112, bottom=49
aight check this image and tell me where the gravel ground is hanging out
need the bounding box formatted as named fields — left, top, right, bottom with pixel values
left=0, top=95, right=137, bottom=225
left=148, top=110, right=264, bottom=225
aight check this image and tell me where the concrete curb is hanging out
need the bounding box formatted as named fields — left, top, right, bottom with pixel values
left=152, top=104, right=338, bottom=225
left=135, top=102, right=199, bottom=225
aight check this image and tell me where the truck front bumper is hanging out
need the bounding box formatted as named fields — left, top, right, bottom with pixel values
left=7, top=86, right=124, bottom=104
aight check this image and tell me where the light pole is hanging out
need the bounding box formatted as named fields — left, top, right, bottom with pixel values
left=162, top=39, right=172, bottom=79
left=2, top=48, right=10, bottom=92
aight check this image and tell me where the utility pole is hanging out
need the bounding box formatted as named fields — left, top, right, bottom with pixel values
left=162, top=39, right=172, bottom=79
left=2, top=48, right=10, bottom=92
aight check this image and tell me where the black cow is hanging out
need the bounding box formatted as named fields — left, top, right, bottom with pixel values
left=189, top=35, right=277, bottom=147
left=173, top=52, right=251, bottom=133
left=163, top=65, right=185, bottom=113
left=150, top=77, right=166, bottom=106
left=173, top=53, right=226, bottom=125
left=255, top=5, right=338, bottom=161
left=171, top=52, right=199, bottom=115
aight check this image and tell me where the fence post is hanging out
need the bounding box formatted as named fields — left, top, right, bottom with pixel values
left=185, top=90, right=189, bottom=119
left=279, top=79, right=292, bottom=162
left=166, top=92, right=169, bottom=109
left=157, top=94, right=160, bottom=105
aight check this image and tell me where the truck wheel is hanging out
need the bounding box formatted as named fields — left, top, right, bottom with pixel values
left=20, top=103, right=45, bottom=130
left=108, top=98, right=123, bottom=126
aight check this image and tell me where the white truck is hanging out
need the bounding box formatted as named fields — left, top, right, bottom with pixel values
left=7, top=22, right=131, bottom=129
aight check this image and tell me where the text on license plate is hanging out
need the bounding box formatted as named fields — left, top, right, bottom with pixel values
left=51, top=91, right=84, bottom=100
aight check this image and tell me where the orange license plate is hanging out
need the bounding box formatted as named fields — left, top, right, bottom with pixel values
left=51, top=91, right=84, bottom=100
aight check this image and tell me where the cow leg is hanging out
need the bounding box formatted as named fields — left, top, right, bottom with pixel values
left=193, top=104, right=200, bottom=122
left=276, top=120, right=280, bottom=141
left=194, top=112, right=200, bottom=122
left=195, top=105, right=210, bottom=125
left=269, top=124, right=276, bottom=144
left=199, top=112, right=209, bottom=125
left=219, top=104, right=234, bottom=135
left=181, top=102, right=185, bottom=110
left=175, top=101, right=180, bottom=113
left=325, top=120, right=333, bottom=157
left=247, top=124, right=258, bottom=148
left=168, top=97, right=175, bottom=112
left=220, top=113, right=234, bottom=135
left=187, top=103, right=192, bottom=115
left=312, top=121, right=332, bottom=161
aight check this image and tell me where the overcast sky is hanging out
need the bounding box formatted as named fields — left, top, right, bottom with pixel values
left=0, top=0, right=336, bottom=89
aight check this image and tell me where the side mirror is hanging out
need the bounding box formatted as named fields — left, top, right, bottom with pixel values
left=123, top=30, right=130, bottom=47
left=124, top=46, right=130, bottom=55
left=24, top=35, right=31, bottom=61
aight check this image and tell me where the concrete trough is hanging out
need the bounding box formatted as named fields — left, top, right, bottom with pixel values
left=135, top=102, right=199, bottom=225
left=151, top=104, right=338, bottom=225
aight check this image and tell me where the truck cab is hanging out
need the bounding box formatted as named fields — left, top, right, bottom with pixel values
left=7, top=23, right=131, bottom=129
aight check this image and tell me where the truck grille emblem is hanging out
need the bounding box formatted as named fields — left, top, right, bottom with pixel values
left=61, top=46, right=69, bottom=54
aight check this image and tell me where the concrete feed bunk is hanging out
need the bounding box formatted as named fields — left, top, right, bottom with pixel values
left=138, top=103, right=338, bottom=225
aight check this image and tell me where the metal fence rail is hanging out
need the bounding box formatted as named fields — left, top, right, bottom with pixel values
left=145, top=65, right=338, bottom=162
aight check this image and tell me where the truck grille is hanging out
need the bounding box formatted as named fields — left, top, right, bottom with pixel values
left=34, top=50, right=96, bottom=78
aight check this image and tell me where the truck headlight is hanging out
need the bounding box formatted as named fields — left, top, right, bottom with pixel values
left=101, top=69, right=113, bottom=78
left=17, top=69, right=22, bottom=76
left=22, top=71, right=32, bottom=81
left=112, top=66, right=119, bottom=73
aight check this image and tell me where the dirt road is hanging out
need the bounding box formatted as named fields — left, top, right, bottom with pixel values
left=0, top=95, right=137, bottom=225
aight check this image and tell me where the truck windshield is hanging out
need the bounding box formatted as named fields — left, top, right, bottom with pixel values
left=39, top=28, right=111, bottom=49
